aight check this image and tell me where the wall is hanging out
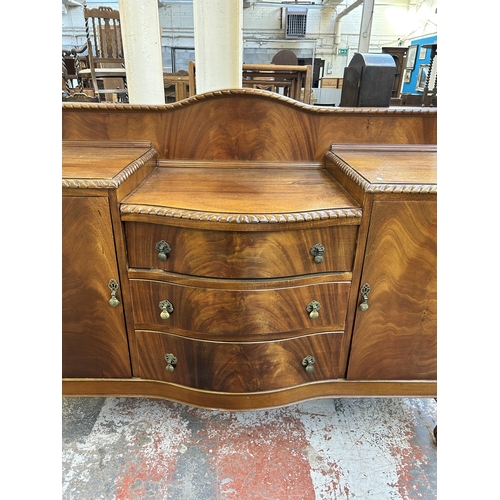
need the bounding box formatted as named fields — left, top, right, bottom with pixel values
left=62, top=0, right=437, bottom=82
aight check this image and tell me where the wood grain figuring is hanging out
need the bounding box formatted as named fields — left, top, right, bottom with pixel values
left=327, top=148, right=437, bottom=188
left=62, top=196, right=131, bottom=377
left=121, top=167, right=360, bottom=220
left=62, top=90, right=437, bottom=161
left=347, top=200, right=437, bottom=380
left=135, top=331, right=344, bottom=392
left=125, top=222, right=358, bottom=278
left=62, top=146, right=154, bottom=182
left=129, top=278, right=350, bottom=341
left=61, top=100, right=438, bottom=408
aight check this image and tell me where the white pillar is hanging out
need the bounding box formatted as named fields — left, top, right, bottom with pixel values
left=358, top=0, right=375, bottom=53
left=193, top=0, right=243, bottom=94
left=118, top=0, right=165, bottom=104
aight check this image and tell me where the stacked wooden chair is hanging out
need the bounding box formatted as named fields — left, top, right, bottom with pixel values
left=63, top=4, right=127, bottom=102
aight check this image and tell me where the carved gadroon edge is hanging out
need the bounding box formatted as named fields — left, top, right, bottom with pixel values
left=325, top=151, right=437, bottom=194
left=62, top=88, right=437, bottom=115
left=120, top=204, right=362, bottom=224
left=62, top=148, right=157, bottom=189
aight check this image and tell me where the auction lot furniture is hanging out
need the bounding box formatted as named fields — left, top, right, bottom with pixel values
left=188, top=62, right=312, bottom=103
left=62, top=89, right=436, bottom=410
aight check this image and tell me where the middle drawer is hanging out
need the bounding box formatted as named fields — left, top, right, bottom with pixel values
left=129, top=276, right=351, bottom=340
left=124, top=222, right=358, bottom=278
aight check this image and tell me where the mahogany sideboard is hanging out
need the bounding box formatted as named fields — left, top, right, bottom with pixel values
left=62, top=90, right=436, bottom=410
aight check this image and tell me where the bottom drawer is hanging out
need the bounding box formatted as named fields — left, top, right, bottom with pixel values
left=136, top=330, right=344, bottom=392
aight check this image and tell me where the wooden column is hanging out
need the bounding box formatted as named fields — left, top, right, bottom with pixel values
left=193, top=0, right=243, bottom=94
left=118, top=0, right=165, bottom=104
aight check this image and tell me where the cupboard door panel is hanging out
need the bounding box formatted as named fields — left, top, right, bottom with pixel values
left=62, top=196, right=131, bottom=377
left=347, top=200, right=437, bottom=380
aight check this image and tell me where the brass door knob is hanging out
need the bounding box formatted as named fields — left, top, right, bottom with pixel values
left=159, top=299, right=174, bottom=319
left=358, top=283, right=371, bottom=311
left=108, top=279, right=120, bottom=307
left=302, top=355, right=315, bottom=373
left=156, top=240, right=171, bottom=261
left=164, top=353, right=178, bottom=372
left=310, top=243, right=325, bottom=263
left=306, top=300, right=321, bottom=319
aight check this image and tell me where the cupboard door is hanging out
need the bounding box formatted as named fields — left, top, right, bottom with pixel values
left=347, top=200, right=437, bottom=380
left=62, top=196, right=131, bottom=378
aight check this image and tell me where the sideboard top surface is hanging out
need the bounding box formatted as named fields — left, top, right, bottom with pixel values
left=329, top=146, right=437, bottom=186
left=62, top=145, right=153, bottom=181
left=122, top=166, right=360, bottom=217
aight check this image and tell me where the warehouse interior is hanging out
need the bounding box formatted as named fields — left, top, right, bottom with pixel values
left=58, top=0, right=500, bottom=498
left=61, top=0, right=438, bottom=106
left=2, top=1, right=493, bottom=499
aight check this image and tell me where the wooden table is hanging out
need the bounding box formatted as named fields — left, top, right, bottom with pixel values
left=78, top=64, right=312, bottom=103
left=78, top=69, right=190, bottom=102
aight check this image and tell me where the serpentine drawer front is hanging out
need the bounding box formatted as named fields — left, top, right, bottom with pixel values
left=124, top=222, right=358, bottom=278
left=135, top=330, right=344, bottom=392
left=128, top=276, right=351, bottom=339
left=119, top=163, right=362, bottom=397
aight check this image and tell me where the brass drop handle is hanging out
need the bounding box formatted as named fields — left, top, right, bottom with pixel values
left=310, top=243, right=325, bottom=263
left=156, top=240, right=171, bottom=261
left=159, top=299, right=174, bottom=319
left=108, top=279, right=120, bottom=307
left=306, top=300, right=321, bottom=319
left=302, top=355, right=315, bottom=373
left=164, top=353, right=178, bottom=372
left=358, top=283, right=371, bottom=311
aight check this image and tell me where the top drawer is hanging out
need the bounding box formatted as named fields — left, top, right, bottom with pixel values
left=124, top=222, right=358, bottom=278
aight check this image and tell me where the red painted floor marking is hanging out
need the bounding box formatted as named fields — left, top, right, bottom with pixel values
left=193, top=409, right=316, bottom=499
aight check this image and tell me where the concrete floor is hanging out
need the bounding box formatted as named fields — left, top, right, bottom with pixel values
left=62, top=397, right=437, bottom=500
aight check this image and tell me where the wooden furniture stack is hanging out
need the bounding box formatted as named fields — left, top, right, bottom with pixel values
left=320, top=77, right=343, bottom=89
left=382, top=46, right=408, bottom=102
left=62, top=90, right=436, bottom=410
left=73, top=5, right=127, bottom=102
left=188, top=62, right=313, bottom=103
